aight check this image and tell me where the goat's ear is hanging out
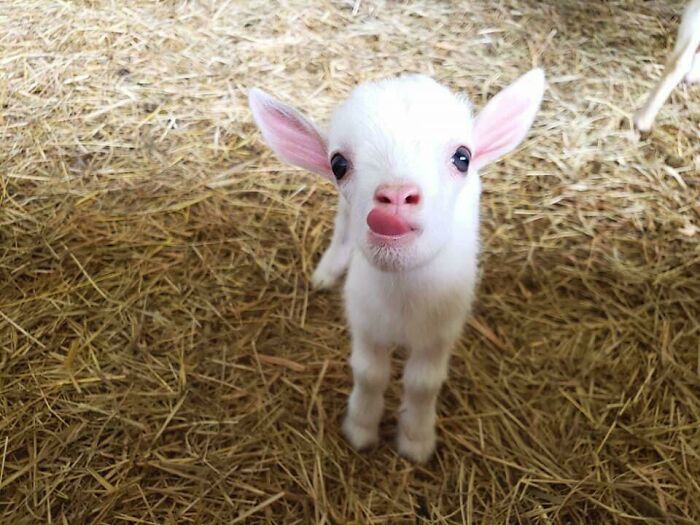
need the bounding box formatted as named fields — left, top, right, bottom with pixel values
left=471, top=68, right=545, bottom=171
left=248, top=88, right=332, bottom=181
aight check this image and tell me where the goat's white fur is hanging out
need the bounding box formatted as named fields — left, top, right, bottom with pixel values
left=249, top=70, right=545, bottom=462
left=634, top=0, right=700, bottom=131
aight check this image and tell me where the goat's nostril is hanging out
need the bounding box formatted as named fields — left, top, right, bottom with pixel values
left=374, top=184, right=421, bottom=207
left=404, top=193, right=420, bottom=205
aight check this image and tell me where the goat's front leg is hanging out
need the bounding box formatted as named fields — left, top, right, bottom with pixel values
left=634, top=39, right=699, bottom=132
left=312, top=195, right=353, bottom=289
left=397, top=341, right=453, bottom=463
left=342, top=335, right=391, bottom=451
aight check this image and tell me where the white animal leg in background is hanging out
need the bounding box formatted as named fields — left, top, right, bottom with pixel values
left=397, top=340, right=453, bottom=463
left=685, top=51, right=700, bottom=83
left=634, top=38, right=698, bottom=132
left=312, top=195, right=353, bottom=289
left=634, top=0, right=700, bottom=131
left=342, top=335, right=391, bottom=450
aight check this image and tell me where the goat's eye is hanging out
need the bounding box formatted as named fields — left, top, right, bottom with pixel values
left=330, top=153, right=349, bottom=180
left=451, top=146, right=471, bottom=173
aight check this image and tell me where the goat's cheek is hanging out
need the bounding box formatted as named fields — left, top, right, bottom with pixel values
left=337, top=182, right=354, bottom=204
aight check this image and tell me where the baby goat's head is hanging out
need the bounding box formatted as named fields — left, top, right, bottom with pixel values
left=249, top=70, right=544, bottom=272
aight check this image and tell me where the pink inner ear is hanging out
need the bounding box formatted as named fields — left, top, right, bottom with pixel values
left=250, top=91, right=331, bottom=177
left=264, top=105, right=330, bottom=173
left=473, top=96, right=531, bottom=160
left=471, top=68, right=545, bottom=169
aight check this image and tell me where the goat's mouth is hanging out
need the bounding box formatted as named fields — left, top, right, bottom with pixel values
left=367, top=229, right=419, bottom=246
left=366, top=226, right=421, bottom=250
left=366, top=208, right=420, bottom=245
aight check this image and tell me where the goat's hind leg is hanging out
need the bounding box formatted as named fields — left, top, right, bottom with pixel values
left=312, top=195, right=353, bottom=289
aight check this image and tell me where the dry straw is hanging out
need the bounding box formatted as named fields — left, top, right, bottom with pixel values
left=1, top=0, right=699, bottom=523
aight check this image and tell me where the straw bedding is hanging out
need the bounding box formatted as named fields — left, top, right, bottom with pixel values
left=1, top=0, right=699, bottom=523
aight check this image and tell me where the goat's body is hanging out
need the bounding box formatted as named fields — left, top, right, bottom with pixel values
left=346, top=251, right=476, bottom=348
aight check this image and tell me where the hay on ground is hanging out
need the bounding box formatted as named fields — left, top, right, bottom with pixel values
left=1, top=0, right=699, bottom=523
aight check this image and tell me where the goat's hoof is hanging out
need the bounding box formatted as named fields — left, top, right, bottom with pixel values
left=397, top=427, right=436, bottom=464
left=311, top=258, right=343, bottom=290
left=311, top=268, right=339, bottom=290
left=342, top=417, right=379, bottom=451
left=633, top=112, right=653, bottom=133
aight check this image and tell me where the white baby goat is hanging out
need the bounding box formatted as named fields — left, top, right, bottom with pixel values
left=634, top=0, right=700, bottom=131
left=249, top=69, right=545, bottom=463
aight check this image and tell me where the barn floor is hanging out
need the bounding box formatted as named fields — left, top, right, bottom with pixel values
left=2, top=1, right=699, bottom=523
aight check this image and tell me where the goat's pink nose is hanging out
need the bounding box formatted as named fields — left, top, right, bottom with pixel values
left=373, top=184, right=421, bottom=207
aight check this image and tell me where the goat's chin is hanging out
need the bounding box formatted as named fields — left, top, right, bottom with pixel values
left=363, top=249, right=415, bottom=272
left=361, top=234, right=442, bottom=273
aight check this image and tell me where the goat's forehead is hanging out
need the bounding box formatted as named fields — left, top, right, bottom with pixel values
left=328, top=76, right=473, bottom=154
